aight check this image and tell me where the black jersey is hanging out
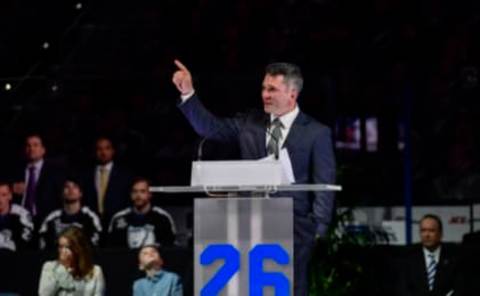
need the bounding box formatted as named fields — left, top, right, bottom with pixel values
left=0, top=204, right=33, bottom=251
left=38, top=206, right=102, bottom=249
left=108, top=207, right=176, bottom=249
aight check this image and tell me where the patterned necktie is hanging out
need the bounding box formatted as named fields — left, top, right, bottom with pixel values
left=98, top=167, right=109, bottom=215
left=267, top=118, right=283, bottom=157
left=25, top=165, right=37, bottom=216
left=427, top=253, right=437, bottom=291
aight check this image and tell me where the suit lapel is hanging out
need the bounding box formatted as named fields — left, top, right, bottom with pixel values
left=36, top=162, right=46, bottom=193
left=254, top=111, right=309, bottom=158
left=416, top=248, right=430, bottom=293
left=433, top=247, right=449, bottom=292
left=105, top=164, right=116, bottom=201
left=251, top=114, right=269, bottom=158
left=258, top=122, right=268, bottom=157
left=283, top=112, right=308, bottom=152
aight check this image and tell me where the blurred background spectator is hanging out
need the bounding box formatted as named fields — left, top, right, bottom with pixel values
left=39, top=176, right=102, bottom=250
left=108, top=178, right=175, bottom=249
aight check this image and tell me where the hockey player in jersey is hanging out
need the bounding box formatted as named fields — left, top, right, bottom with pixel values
left=108, top=177, right=176, bottom=249
left=38, top=176, right=102, bottom=249
left=0, top=181, right=33, bottom=251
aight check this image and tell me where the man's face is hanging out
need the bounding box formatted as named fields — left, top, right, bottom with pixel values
left=420, top=217, right=442, bottom=250
left=139, top=246, right=163, bottom=270
left=25, top=136, right=46, bottom=162
left=0, top=185, right=12, bottom=213
left=63, top=181, right=82, bottom=203
left=261, top=74, right=298, bottom=116
left=131, top=181, right=151, bottom=210
left=95, top=139, right=115, bottom=165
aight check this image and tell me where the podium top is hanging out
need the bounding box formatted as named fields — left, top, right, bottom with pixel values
left=149, top=183, right=342, bottom=194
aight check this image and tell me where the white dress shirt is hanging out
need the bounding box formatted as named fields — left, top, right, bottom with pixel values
left=25, top=159, right=44, bottom=184
left=423, top=245, right=441, bottom=269
left=267, top=105, right=299, bottom=150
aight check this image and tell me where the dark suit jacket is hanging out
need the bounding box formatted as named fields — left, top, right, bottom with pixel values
left=13, top=159, right=64, bottom=225
left=399, top=244, right=459, bottom=296
left=83, top=163, right=133, bottom=227
left=179, top=94, right=336, bottom=241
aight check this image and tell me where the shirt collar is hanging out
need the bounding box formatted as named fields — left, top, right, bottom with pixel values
left=28, top=159, right=44, bottom=170
left=269, top=105, right=299, bottom=130
left=423, top=245, right=441, bottom=262
left=97, top=161, right=113, bottom=171
left=148, top=269, right=165, bottom=282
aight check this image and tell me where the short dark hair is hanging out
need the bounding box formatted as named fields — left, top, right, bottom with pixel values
left=64, top=174, right=83, bottom=192
left=131, top=177, right=151, bottom=188
left=420, top=214, right=443, bottom=233
left=265, top=62, right=303, bottom=92
left=139, top=243, right=161, bottom=253
left=0, top=181, right=11, bottom=192
left=95, top=136, right=115, bottom=148
left=25, top=133, right=45, bottom=146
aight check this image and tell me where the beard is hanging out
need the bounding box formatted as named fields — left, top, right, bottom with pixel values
left=63, top=197, right=80, bottom=204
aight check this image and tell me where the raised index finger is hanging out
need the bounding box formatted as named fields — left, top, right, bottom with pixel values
left=174, top=59, right=189, bottom=72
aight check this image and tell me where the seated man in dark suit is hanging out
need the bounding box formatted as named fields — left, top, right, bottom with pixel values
left=83, top=136, right=133, bottom=228
left=12, top=134, right=64, bottom=225
left=399, top=214, right=459, bottom=296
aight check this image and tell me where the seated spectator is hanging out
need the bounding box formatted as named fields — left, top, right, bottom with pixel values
left=39, top=176, right=102, bottom=249
left=398, top=214, right=460, bottom=296
left=38, top=226, right=105, bottom=296
left=12, top=134, right=64, bottom=225
left=133, top=244, right=182, bottom=296
left=108, top=177, right=175, bottom=249
left=0, top=181, right=34, bottom=251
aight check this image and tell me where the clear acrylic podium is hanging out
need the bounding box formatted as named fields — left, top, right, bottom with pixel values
left=150, top=160, right=341, bottom=296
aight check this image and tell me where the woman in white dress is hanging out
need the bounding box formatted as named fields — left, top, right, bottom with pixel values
left=38, top=226, right=105, bottom=296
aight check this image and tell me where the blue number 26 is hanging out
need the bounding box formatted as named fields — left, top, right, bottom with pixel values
left=200, top=243, right=290, bottom=295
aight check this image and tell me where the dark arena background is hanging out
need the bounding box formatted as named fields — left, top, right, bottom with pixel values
left=1, top=0, right=480, bottom=295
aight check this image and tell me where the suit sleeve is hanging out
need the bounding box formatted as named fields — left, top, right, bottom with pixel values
left=311, top=126, right=336, bottom=237
left=178, top=94, right=242, bottom=143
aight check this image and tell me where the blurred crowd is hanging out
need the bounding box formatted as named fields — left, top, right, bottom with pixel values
left=0, top=134, right=179, bottom=252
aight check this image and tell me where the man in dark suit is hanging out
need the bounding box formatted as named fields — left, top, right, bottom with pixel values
left=172, top=60, right=336, bottom=295
left=83, top=136, right=133, bottom=228
left=12, top=134, right=64, bottom=226
left=399, top=214, right=459, bottom=296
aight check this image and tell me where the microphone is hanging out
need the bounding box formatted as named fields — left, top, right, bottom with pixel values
left=197, top=118, right=281, bottom=160
left=196, top=113, right=245, bottom=160
left=197, top=136, right=209, bottom=161
left=197, top=125, right=226, bottom=161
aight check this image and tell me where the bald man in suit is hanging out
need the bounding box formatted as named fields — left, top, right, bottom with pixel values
left=398, top=214, right=460, bottom=296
